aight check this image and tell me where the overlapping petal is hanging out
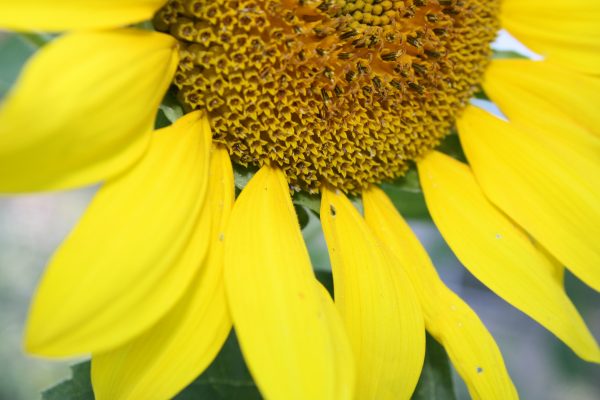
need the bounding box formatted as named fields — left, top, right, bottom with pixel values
left=457, top=106, right=600, bottom=293
left=224, top=166, right=354, bottom=400
left=483, top=62, right=600, bottom=208
left=501, top=0, right=600, bottom=74
left=321, top=187, right=425, bottom=400
left=315, top=282, right=355, bottom=400
left=484, top=60, right=600, bottom=147
left=25, top=111, right=212, bottom=356
left=363, top=186, right=517, bottom=400
left=91, top=147, right=234, bottom=400
left=418, top=151, right=600, bottom=362
left=0, top=0, right=167, bottom=31
left=0, top=29, right=178, bottom=193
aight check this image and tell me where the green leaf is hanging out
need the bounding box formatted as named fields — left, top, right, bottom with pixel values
left=174, top=333, right=262, bottom=400
left=42, top=362, right=93, bottom=400
left=158, top=88, right=184, bottom=124
left=436, top=132, right=466, bottom=163
left=492, top=50, right=529, bottom=60
left=233, top=163, right=258, bottom=192
left=385, top=167, right=421, bottom=193
left=412, top=334, right=457, bottom=400
left=294, top=204, right=310, bottom=230
left=293, top=191, right=321, bottom=215
left=315, top=270, right=335, bottom=296
left=19, top=32, right=54, bottom=49
left=381, top=182, right=430, bottom=220
left=0, top=33, right=36, bottom=98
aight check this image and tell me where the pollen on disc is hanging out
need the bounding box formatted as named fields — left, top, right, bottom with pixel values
left=154, top=0, right=500, bottom=194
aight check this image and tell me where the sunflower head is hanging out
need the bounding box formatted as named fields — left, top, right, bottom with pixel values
left=155, top=0, right=500, bottom=193
left=1, top=0, right=599, bottom=399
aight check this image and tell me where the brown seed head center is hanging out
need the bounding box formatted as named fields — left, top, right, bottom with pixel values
left=155, top=0, right=500, bottom=193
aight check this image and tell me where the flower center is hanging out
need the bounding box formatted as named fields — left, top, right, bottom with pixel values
left=154, top=0, right=500, bottom=193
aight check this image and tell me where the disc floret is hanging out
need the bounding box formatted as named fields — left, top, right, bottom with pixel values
left=155, top=0, right=500, bottom=193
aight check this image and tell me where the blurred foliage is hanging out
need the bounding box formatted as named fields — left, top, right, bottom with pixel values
left=42, top=363, right=94, bottom=400
left=0, top=33, right=35, bottom=98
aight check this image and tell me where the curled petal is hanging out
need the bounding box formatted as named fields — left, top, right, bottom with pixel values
left=92, top=147, right=235, bottom=400
left=418, top=151, right=600, bottom=362
left=321, top=187, right=425, bottom=400
left=0, top=29, right=178, bottom=193
left=0, top=0, right=168, bottom=31
left=224, top=166, right=354, bottom=400
left=26, top=112, right=212, bottom=356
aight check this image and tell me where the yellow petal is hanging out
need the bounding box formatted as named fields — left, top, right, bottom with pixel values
left=25, top=111, right=212, bottom=356
left=0, top=29, right=178, bottom=193
left=320, top=187, right=425, bottom=400
left=501, top=0, right=600, bottom=74
left=315, top=282, right=355, bottom=400
left=482, top=62, right=600, bottom=212
left=363, top=186, right=517, bottom=400
left=534, top=241, right=565, bottom=285
left=224, top=166, right=354, bottom=400
left=457, top=106, right=600, bottom=293
left=418, top=151, right=600, bottom=362
left=484, top=60, right=600, bottom=144
left=0, top=0, right=167, bottom=31
left=92, top=146, right=234, bottom=400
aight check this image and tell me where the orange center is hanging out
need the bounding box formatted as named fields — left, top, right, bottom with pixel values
left=155, top=0, right=500, bottom=193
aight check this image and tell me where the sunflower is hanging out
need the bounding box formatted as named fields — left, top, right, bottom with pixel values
left=1, top=0, right=599, bottom=399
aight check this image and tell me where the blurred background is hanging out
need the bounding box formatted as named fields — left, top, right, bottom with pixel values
left=1, top=31, right=599, bottom=400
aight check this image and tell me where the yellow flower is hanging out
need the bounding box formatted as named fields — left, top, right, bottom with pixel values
left=1, top=0, right=599, bottom=399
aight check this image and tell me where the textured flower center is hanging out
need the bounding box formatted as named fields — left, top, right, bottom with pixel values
left=155, top=0, right=500, bottom=193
